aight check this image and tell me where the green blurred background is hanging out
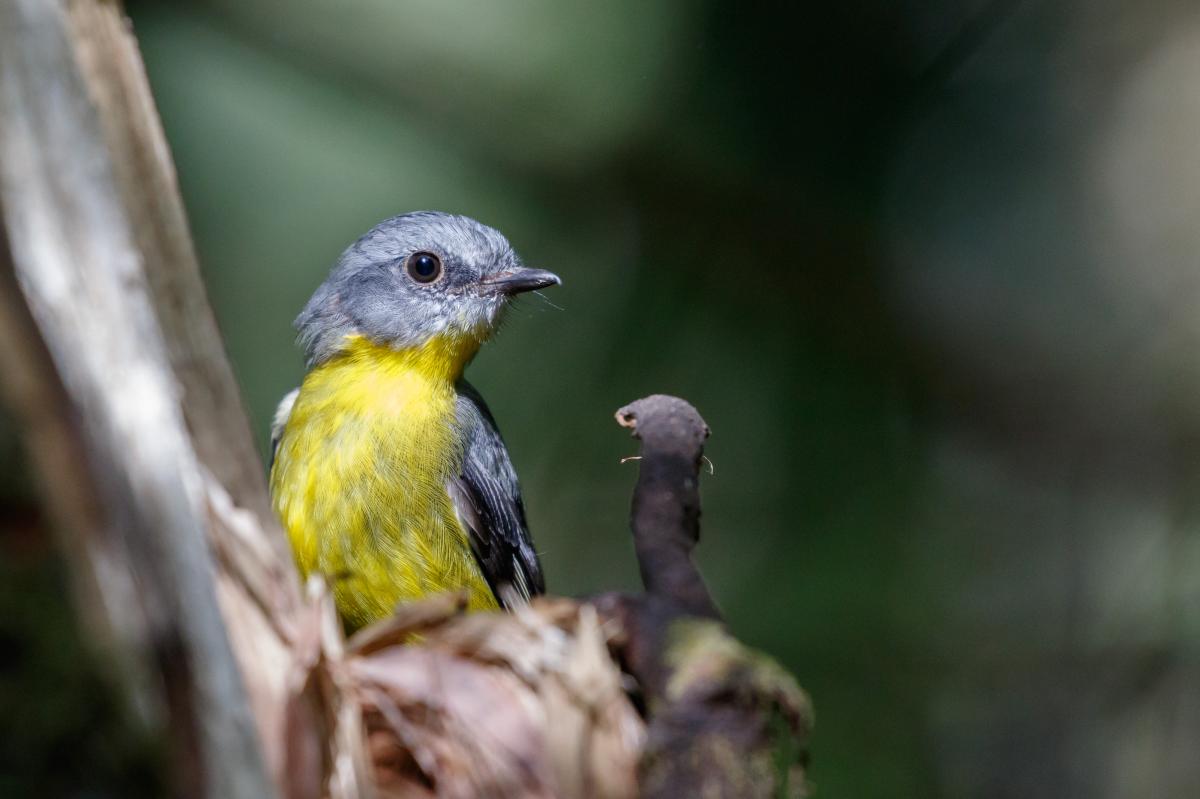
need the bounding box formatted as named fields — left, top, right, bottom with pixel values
left=4, top=1, right=1200, bottom=797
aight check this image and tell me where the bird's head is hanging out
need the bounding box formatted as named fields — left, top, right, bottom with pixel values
left=296, top=212, right=560, bottom=369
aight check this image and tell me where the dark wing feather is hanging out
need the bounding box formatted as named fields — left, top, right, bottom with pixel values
left=448, top=381, right=545, bottom=607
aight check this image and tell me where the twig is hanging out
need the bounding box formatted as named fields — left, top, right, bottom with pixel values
left=604, top=394, right=812, bottom=798
left=615, top=395, right=718, bottom=620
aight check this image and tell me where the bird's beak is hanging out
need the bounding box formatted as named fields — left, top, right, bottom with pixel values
left=480, top=267, right=561, bottom=295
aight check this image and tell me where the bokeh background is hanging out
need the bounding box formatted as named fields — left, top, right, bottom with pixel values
left=4, top=0, right=1200, bottom=796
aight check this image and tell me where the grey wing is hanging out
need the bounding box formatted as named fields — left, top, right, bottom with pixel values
left=447, top=381, right=545, bottom=608
left=269, top=388, right=300, bottom=470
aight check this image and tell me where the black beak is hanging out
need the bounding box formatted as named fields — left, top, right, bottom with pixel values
left=480, top=267, right=562, bottom=295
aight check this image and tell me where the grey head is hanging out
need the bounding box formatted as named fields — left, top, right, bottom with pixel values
left=296, top=211, right=560, bottom=366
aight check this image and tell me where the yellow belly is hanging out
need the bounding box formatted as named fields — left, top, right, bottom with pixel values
left=269, top=336, right=497, bottom=628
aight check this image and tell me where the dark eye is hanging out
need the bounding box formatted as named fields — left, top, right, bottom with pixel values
left=405, top=251, right=443, bottom=283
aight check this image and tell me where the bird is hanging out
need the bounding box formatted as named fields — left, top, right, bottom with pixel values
left=268, top=211, right=559, bottom=629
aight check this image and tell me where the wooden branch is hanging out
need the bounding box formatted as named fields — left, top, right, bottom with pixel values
left=63, top=0, right=283, bottom=533
left=0, top=2, right=279, bottom=797
left=0, top=193, right=160, bottom=720
left=605, top=396, right=813, bottom=799
left=616, top=395, right=720, bottom=620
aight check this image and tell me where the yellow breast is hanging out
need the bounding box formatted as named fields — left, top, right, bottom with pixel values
left=269, top=335, right=497, bottom=627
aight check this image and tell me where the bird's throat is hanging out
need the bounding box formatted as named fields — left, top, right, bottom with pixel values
left=337, top=331, right=483, bottom=384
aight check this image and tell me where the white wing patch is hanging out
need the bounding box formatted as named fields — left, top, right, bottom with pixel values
left=269, top=387, right=300, bottom=466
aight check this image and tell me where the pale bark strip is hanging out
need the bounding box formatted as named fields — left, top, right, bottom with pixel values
left=0, top=1, right=276, bottom=797
left=62, top=1, right=288, bottom=537
left=0, top=196, right=161, bottom=727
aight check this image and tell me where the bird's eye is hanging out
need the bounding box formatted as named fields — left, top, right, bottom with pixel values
left=405, top=251, right=443, bottom=283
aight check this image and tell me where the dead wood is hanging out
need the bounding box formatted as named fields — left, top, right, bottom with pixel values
left=603, top=395, right=813, bottom=798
